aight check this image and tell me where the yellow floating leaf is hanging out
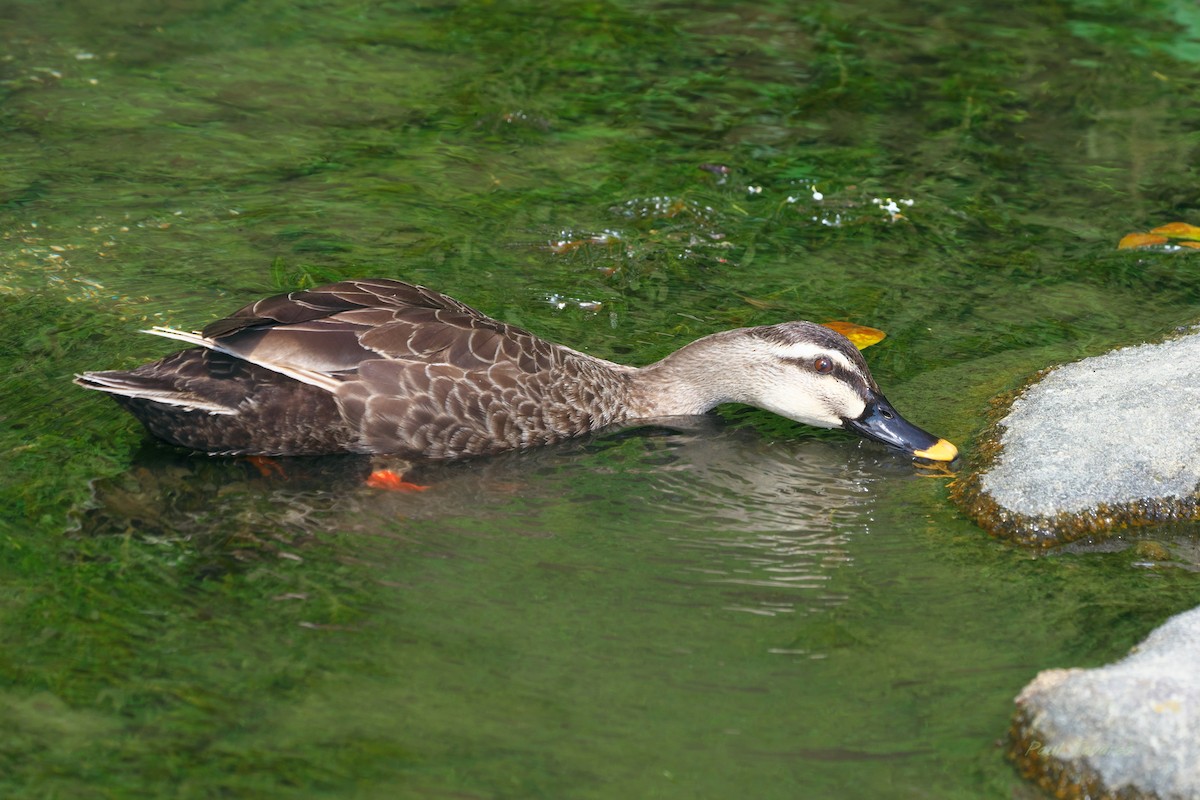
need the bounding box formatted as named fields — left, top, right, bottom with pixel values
left=821, top=320, right=886, bottom=350
left=1150, top=222, right=1200, bottom=240
left=1179, top=241, right=1200, bottom=250
left=1117, top=232, right=1169, bottom=249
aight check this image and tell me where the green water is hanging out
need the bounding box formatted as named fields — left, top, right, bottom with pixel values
left=3, top=0, right=1200, bottom=797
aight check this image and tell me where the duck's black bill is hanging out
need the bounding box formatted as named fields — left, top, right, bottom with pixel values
left=843, top=394, right=958, bottom=462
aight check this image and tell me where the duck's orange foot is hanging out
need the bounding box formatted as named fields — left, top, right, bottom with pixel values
left=366, top=469, right=430, bottom=492
left=246, top=455, right=286, bottom=478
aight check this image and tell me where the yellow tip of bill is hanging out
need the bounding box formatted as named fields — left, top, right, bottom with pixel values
left=914, top=438, right=958, bottom=462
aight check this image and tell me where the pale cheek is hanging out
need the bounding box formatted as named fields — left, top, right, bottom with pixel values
left=828, top=381, right=867, bottom=421
left=757, top=381, right=845, bottom=428
left=841, top=396, right=867, bottom=423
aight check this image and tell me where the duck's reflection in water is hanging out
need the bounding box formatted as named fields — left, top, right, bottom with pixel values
left=590, top=425, right=884, bottom=619
left=79, top=422, right=904, bottom=616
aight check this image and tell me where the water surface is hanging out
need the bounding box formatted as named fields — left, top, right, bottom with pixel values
left=3, top=1, right=1200, bottom=797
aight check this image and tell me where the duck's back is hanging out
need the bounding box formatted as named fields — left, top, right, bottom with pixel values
left=77, top=279, right=635, bottom=458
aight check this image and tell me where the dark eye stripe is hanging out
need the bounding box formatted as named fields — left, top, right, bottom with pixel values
left=782, top=356, right=871, bottom=398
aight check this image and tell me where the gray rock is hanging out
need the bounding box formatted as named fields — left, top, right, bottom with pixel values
left=1010, top=605, right=1200, bottom=799
left=952, top=329, right=1200, bottom=543
left=981, top=330, right=1200, bottom=517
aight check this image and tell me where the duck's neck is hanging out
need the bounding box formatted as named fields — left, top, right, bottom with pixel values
left=621, top=331, right=749, bottom=420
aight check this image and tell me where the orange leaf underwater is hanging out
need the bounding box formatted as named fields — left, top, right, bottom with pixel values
left=1150, top=222, right=1200, bottom=240
left=820, top=321, right=886, bottom=350
left=1117, top=232, right=1169, bottom=249
left=1117, top=221, right=1200, bottom=250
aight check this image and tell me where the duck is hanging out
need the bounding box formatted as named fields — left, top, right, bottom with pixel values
left=75, top=278, right=958, bottom=462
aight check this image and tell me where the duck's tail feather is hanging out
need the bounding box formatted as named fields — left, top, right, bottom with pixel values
left=74, top=370, right=239, bottom=414
left=140, top=327, right=342, bottom=393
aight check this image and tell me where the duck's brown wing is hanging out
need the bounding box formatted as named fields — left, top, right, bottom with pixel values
left=201, top=278, right=559, bottom=376
left=196, top=279, right=629, bottom=458
left=204, top=279, right=482, bottom=338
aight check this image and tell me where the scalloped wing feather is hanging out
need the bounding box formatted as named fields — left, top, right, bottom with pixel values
left=202, top=280, right=559, bottom=376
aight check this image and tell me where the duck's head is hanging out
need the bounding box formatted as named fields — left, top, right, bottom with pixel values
left=734, top=322, right=958, bottom=462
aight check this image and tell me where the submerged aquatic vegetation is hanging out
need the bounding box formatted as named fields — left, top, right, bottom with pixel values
left=4, top=0, right=1200, bottom=797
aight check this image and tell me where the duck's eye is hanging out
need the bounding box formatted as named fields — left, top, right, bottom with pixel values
left=813, top=356, right=834, bottom=374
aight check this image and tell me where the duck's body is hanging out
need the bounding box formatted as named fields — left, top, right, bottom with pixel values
left=76, top=279, right=957, bottom=462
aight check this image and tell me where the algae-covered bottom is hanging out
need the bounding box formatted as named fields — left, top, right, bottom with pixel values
left=9, top=0, right=1200, bottom=796
left=952, top=329, right=1200, bottom=547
